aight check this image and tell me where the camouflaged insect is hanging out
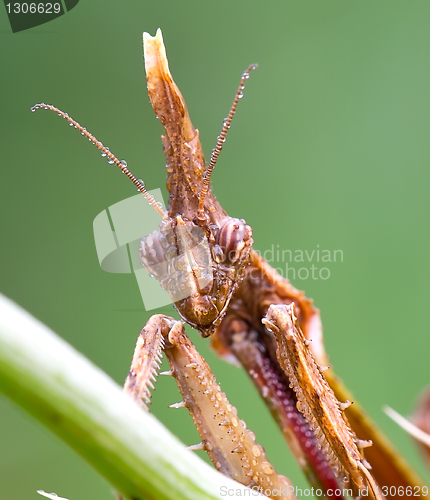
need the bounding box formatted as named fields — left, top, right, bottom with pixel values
left=32, top=28, right=428, bottom=500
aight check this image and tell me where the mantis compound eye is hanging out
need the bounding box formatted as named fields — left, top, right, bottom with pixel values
left=140, top=228, right=171, bottom=279
left=216, top=218, right=253, bottom=265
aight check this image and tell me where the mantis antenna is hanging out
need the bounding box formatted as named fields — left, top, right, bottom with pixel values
left=197, top=64, right=258, bottom=215
left=31, top=103, right=167, bottom=220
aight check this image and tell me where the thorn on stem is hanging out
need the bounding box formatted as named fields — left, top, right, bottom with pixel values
left=169, top=401, right=187, bottom=409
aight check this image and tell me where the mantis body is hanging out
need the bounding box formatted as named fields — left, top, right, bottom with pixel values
left=33, top=29, right=427, bottom=500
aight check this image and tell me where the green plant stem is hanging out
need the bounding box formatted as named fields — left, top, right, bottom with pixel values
left=0, top=293, right=264, bottom=500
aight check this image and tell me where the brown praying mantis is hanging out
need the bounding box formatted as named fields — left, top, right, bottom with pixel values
left=32, top=29, right=428, bottom=500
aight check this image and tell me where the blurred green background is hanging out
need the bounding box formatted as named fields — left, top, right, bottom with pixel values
left=1, top=1, right=430, bottom=499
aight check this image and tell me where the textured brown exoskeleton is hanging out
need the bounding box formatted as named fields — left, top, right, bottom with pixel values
left=140, top=32, right=254, bottom=338
left=32, top=29, right=428, bottom=500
